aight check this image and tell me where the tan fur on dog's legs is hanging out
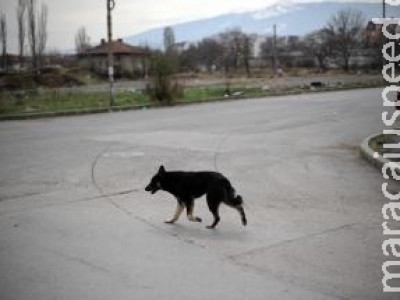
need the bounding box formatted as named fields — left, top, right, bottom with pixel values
left=186, top=202, right=202, bottom=222
left=165, top=202, right=184, bottom=224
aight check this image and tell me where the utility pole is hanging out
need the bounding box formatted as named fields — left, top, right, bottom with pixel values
left=272, top=24, right=278, bottom=76
left=107, top=0, right=115, bottom=106
left=382, top=0, right=386, bottom=69
left=383, top=0, right=386, bottom=18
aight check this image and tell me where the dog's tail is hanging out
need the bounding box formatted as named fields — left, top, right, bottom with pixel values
left=223, top=180, right=242, bottom=206
left=231, top=194, right=243, bottom=206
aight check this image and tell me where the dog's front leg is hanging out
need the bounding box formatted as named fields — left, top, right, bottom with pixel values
left=165, top=202, right=184, bottom=224
left=186, top=200, right=202, bottom=222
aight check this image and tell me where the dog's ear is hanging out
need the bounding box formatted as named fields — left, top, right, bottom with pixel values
left=158, top=165, right=166, bottom=174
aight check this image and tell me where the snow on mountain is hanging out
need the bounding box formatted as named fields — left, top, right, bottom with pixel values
left=125, top=1, right=399, bottom=48
left=252, top=2, right=302, bottom=20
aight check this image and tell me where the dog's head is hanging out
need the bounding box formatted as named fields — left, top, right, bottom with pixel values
left=145, top=165, right=166, bottom=194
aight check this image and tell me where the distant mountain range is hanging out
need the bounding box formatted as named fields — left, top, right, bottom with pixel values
left=125, top=1, right=399, bottom=48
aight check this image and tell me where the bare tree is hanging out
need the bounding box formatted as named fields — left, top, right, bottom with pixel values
left=304, top=29, right=332, bottom=71
left=217, top=29, right=254, bottom=75
left=217, top=28, right=244, bottom=73
left=243, top=34, right=253, bottom=77
left=260, top=36, right=273, bottom=61
left=216, top=31, right=234, bottom=73
left=17, top=0, right=27, bottom=68
left=178, top=38, right=225, bottom=72
left=0, top=14, right=7, bottom=71
left=197, top=38, right=224, bottom=72
left=75, top=26, right=91, bottom=54
left=179, top=44, right=199, bottom=72
left=325, top=9, right=365, bottom=71
left=37, top=3, right=48, bottom=67
left=231, top=29, right=244, bottom=72
left=27, top=0, right=48, bottom=69
left=27, top=0, right=37, bottom=69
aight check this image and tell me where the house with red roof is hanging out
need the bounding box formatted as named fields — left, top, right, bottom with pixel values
left=79, top=38, right=149, bottom=78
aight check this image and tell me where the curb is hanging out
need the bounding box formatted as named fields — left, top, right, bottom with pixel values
left=359, top=133, right=389, bottom=170
left=0, top=103, right=159, bottom=121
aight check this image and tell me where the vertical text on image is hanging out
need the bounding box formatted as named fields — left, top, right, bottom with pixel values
left=372, top=10, right=400, bottom=293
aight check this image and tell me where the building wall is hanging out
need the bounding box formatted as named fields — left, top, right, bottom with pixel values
left=79, top=54, right=146, bottom=78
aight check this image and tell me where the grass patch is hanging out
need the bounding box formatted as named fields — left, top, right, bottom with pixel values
left=181, top=79, right=385, bottom=103
left=0, top=90, right=151, bottom=115
left=182, top=86, right=268, bottom=102
left=183, top=86, right=227, bottom=101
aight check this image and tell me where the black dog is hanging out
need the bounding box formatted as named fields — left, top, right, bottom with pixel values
left=145, top=166, right=247, bottom=229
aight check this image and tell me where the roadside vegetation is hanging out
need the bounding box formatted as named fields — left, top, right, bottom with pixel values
left=0, top=67, right=103, bottom=91
left=0, top=89, right=148, bottom=115
left=0, top=77, right=384, bottom=116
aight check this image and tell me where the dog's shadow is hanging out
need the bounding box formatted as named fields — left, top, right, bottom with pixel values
left=164, top=222, right=249, bottom=245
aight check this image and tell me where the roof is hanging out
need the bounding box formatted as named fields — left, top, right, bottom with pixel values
left=85, top=39, right=148, bottom=56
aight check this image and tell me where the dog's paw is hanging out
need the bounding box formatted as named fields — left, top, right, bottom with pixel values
left=206, top=225, right=215, bottom=229
left=164, top=219, right=175, bottom=224
left=188, top=216, right=202, bottom=222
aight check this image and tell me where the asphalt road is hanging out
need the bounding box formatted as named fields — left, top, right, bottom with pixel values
left=0, top=88, right=398, bottom=300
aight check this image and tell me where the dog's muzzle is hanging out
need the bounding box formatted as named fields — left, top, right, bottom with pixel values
left=145, top=185, right=158, bottom=194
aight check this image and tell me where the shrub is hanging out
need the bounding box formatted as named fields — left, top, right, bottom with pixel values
left=147, top=51, right=179, bottom=105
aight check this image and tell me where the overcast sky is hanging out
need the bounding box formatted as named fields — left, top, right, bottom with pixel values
left=1, top=0, right=381, bottom=53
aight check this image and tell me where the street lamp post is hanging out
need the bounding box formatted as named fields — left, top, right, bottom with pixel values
left=107, top=0, right=115, bottom=106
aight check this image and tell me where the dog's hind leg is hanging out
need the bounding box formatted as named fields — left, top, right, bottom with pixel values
left=236, top=204, right=247, bottom=226
left=223, top=190, right=247, bottom=227
left=186, top=200, right=202, bottom=223
left=206, top=191, right=221, bottom=229
left=165, top=202, right=184, bottom=224
left=206, top=201, right=220, bottom=229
